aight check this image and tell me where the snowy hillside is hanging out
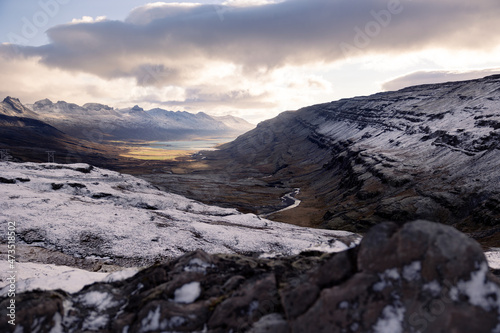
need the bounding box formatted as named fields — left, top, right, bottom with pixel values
left=211, top=75, right=500, bottom=239
left=0, top=162, right=358, bottom=269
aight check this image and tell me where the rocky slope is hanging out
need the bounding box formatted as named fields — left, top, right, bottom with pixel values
left=203, top=75, right=500, bottom=243
left=29, top=99, right=254, bottom=141
left=3, top=220, right=500, bottom=332
left=0, top=162, right=358, bottom=269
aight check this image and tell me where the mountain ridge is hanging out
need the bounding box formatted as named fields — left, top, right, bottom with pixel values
left=0, top=97, right=131, bottom=166
left=28, top=99, right=255, bottom=141
left=193, top=74, right=500, bottom=241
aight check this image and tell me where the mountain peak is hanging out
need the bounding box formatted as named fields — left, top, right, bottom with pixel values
left=3, top=96, right=20, bottom=103
left=130, top=105, right=144, bottom=112
left=3, top=96, right=24, bottom=112
left=34, top=98, right=54, bottom=108
left=1, top=96, right=39, bottom=118
left=82, top=103, right=113, bottom=111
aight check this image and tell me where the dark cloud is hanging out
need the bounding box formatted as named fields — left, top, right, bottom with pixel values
left=2, top=0, right=500, bottom=86
left=383, top=69, right=500, bottom=91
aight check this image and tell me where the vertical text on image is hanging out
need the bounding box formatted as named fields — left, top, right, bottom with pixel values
left=6, top=221, right=17, bottom=326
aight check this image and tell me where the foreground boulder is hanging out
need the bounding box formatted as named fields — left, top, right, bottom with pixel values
left=2, top=220, right=500, bottom=332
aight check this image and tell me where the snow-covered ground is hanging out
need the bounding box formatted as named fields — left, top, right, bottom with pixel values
left=0, top=261, right=139, bottom=296
left=0, top=162, right=359, bottom=293
left=306, top=77, right=500, bottom=196
left=485, top=250, right=500, bottom=270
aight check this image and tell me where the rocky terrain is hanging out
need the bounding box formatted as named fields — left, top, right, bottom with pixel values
left=3, top=75, right=500, bottom=332
left=152, top=75, right=500, bottom=246
left=29, top=99, right=254, bottom=141
left=0, top=161, right=357, bottom=276
left=2, top=220, right=500, bottom=332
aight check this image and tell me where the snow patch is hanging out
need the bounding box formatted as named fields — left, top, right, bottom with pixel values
left=0, top=262, right=109, bottom=296
left=304, top=240, right=350, bottom=253
left=485, top=250, right=500, bottom=270
left=184, top=258, right=212, bottom=273
left=373, top=268, right=400, bottom=292
left=79, top=291, right=117, bottom=311
left=384, top=268, right=400, bottom=280
left=372, top=303, right=405, bottom=333
left=174, top=281, right=201, bottom=304
left=82, top=313, right=109, bottom=331
left=0, top=261, right=139, bottom=296
left=422, top=280, right=442, bottom=297
left=338, top=301, right=349, bottom=309
left=248, top=300, right=260, bottom=316
left=140, top=306, right=162, bottom=333
left=104, top=267, right=140, bottom=282
left=139, top=306, right=187, bottom=332
left=402, top=261, right=422, bottom=281
left=48, top=313, right=63, bottom=333
left=454, top=262, right=500, bottom=311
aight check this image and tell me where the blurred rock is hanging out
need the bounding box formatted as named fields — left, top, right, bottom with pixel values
left=2, top=221, right=499, bottom=332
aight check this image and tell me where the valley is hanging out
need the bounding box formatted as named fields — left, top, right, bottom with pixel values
left=3, top=0, right=500, bottom=330
left=115, top=137, right=235, bottom=161
left=4, top=76, right=500, bottom=246
left=2, top=75, right=500, bottom=332
left=128, top=75, right=500, bottom=249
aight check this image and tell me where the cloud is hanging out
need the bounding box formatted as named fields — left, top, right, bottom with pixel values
left=1, top=0, right=500, bottom=122
left=382, top=68, right=500, bottom=91
left=2, top=0, right=499, bottom=85
left=0, top=44, right=332, bottom=123
left=71, top=16, right=107, bottom=24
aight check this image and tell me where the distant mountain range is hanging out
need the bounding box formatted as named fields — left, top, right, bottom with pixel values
left=28, top=99, right=255, bottom=141
left=0, top=96, right=115, bottom=164
left=0, top=96, right=254, bottom=164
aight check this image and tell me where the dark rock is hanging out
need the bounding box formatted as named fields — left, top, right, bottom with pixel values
left=294, top=221, right=499, bottom=332
left=75, top=165, right=94, bottom=174
left=15, top=177, right=30, bottom=182
left=18, top=229, right=46, bottom=244
left=68, top=183, right=87, bottom=188
left=68, top=182, right=87, bottom=189
left=78, top=231, right=105, bottom=254
left=0, top=290, right=66, bottom=331
left=92, top=192, right=113, bottom=199
left=0, top=177, right=16, bottom=184
left=2, top=221, right=499, bottom=333
left=137, top=202, right=159, bottom=210
left=0, top=244, right=116, bottom=272
left=51, top=183, right=64, bottom=190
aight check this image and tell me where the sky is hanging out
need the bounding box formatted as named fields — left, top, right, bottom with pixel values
left=1, top=0, right=500, bottom=123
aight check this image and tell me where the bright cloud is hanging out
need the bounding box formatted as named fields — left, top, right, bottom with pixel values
left=71, top=16, right=107, bottom=24
left=383, top=68, right=500, bottom=92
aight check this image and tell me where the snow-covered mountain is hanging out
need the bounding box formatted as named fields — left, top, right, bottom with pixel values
left=205, top=74, right=500, bottom=241
left=0, top=96, right=39, bottom=119
left=28, top=99, right=255, bottom=141
left=0, top=97, right=118, bottom=164
left=212, top=114, right=256, bottom=132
